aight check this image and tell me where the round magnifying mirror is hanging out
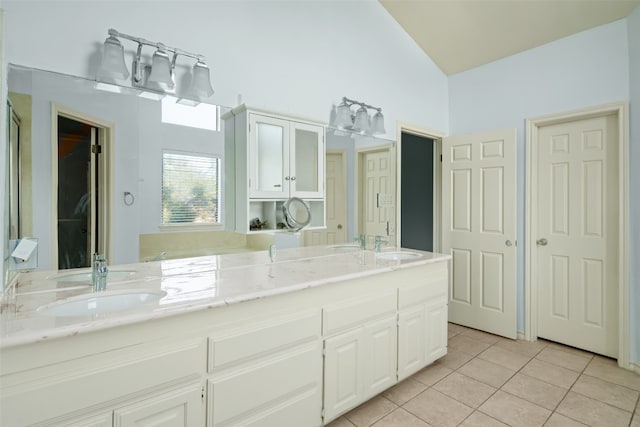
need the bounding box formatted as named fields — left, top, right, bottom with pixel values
left=282, top=197, right=311, bottom=231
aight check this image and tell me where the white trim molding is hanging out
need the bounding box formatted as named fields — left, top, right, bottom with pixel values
left=525, top=102, right=630, bottom=369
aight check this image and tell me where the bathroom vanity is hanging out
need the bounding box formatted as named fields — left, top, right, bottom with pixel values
left=0, top=247, right=449, bottom=426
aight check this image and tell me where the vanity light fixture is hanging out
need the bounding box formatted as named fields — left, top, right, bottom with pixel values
left=333, top=97, right=386, bottom=135
left=96, top=28, right=214, bottom=102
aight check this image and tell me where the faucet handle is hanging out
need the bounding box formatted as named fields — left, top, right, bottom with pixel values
left=374, top=235, right=388, bottom=252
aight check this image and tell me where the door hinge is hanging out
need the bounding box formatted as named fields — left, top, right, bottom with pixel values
left=201, top=385, right=206, bottom=403
left=92, top=144, right=102, bottom=154
left=440, top=154, right=443, bottom=162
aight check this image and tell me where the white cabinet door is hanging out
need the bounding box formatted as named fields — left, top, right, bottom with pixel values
left=425, top=297, right=448, bottom=364
left=363, top=316, right=397, bottom=399
left=113, top=384, right=202, bottom=427
left=51, top=412, right=113, bottom=427
left=249, top=114, right=290, bottom=198
left=324, top=315, right=397, bottom=422
left=290, top=121, right=324, bottom=199
left=323, top=328, right=364, bottom=422
left=398, top=305, right=427, bottom=380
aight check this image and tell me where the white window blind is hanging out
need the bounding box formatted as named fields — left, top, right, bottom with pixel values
left=162, top=152, right=221, bottom=225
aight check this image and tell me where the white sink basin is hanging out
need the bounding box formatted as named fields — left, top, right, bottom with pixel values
left=328, top=244, right=361, bottom=251
left=49, top=270, right=136, bottom=283
left=376, top=251, right=422, bottom=261
left=37, top=290, right=166, bottom=317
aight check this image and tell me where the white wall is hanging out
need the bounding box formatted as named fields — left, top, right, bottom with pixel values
left=449, top=19, right=634, bottom=360
left=627, top=6, right=640, bottom=366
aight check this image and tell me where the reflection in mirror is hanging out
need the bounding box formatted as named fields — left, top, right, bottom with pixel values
left=302, top=128, right=396, bottom=249
left=3, top=64, right=398, bottom=292
left=4, top=64, right=238, bottom=280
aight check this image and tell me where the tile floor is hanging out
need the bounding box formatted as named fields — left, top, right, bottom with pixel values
left=327, top=323, right=640, bottom=427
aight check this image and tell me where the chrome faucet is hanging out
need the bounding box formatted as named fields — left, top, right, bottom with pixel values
left=356, top=234, right=366, bottom=250
left=374, top=236, right=388, bottom=252
left=92, top=253, right=109, bottom=291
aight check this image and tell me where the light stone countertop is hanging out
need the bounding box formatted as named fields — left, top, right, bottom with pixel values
left=0, top=246, right=450, bottom=349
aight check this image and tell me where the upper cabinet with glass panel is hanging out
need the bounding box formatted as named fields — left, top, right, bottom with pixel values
left=249, top=114, right=323, bottom=199
left=224, top=106, right=325, bottom=233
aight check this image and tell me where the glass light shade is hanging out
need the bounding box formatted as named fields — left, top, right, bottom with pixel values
left=97, top=36, right=129, bottom=81
left=371, top=110, right=386, bottom=135
left=188, top=61, right=214, bottom=99
left=352, top=106, right=370, bottom=133
left=148, top=49, right=174, bottom=88
left=334, top=102, right=353, bottom=129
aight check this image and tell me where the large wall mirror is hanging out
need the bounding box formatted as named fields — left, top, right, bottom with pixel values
left=5, top=64, right=230, bottom=274
left=4, top=64, right=397, bottom=289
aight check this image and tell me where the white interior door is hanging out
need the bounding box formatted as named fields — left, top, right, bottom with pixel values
left=536, top=114, right=618, bottom=357
left=442, top=129, right=517, bottom=339
left=360, top=148, right=395, bottom=244
left=303, top=151, right=346, bottom=246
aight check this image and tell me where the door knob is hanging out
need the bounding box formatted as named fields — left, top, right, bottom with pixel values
left=337, top=224, right=343, bottom=229
left=536, top=238, right=548, bottom=246
left=505, top=240, right=513, bottom=247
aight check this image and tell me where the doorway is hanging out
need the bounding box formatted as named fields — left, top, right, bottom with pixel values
left=526, top=103, right=629, bottom=364
left=52, top=106, right=113, bottom=270
left=357, top=145, right=395, bottom=246
left=400, top=132, right=434, bottom=251
left=303, top=150, right=347, bottom=245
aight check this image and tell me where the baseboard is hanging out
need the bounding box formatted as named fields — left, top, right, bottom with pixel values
left=517, top=331, right=526, bottom=341
left=629, top=362, right=640, bottom=374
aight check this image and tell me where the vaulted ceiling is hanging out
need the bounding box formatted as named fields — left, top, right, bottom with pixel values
left=380, top=0, right=640, bottom=75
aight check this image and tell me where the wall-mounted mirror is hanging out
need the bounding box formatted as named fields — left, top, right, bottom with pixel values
left=5, top=64, right=230, bottom=274
left=3, top=64, right=397, bottom=291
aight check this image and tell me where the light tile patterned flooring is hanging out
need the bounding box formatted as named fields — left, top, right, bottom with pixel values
left=327, top=323, right=640, bottom=427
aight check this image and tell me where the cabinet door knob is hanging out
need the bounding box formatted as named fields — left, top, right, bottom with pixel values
left=285, top=176, right=290, bottom=181
left=290, top=176, right=296, bottom=181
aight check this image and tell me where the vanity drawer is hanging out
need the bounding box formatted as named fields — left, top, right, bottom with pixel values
left=207, top=341, right=322, bottom=427
left=0, top=337, right=205, bottom=426
left=322, top=288, right=397, bottom=336
left=398, top=263, right=448, bottom=310
left=207, top=310, right=321, bottom=372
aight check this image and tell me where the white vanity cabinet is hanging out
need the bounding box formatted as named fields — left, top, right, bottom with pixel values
left=224, top=105, right=326, bottom=233
left=397, top=262, right=448, bottom=381
left=322, top=289, right=398, bottom=423
left=0, top=331, right=206, bottom=427
left=205, top=311, right=323, bottom=427
left=57, top=412, right=114, bottom=427
left=47, top=383, right=203, bottom=427
left=113, top=384, right=203, bottom=427
left=1, top=254, right=451, bottom=427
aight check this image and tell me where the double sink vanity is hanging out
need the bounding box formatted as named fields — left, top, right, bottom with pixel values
left=0, top=246, right=449, bottom=426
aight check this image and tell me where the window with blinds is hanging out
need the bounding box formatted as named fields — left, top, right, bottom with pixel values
left=162, top=152, right=221, bottom=225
